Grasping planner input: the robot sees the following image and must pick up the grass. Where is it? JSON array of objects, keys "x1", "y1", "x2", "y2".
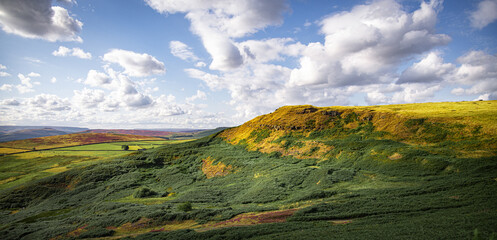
[
  {"x1": 0, "y1": 101, "x2": 495, "y2": 239},
  {"x1": 0, "y1": 140, "x2": 189, "y2": 191}
]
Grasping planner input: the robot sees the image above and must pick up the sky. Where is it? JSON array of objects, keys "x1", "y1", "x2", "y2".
[{"x1": 0, "y1": 0, "x2": 496, "y2": 129}]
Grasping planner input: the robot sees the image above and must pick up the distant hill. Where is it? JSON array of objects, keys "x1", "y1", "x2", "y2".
[
  {"x1": 0, "y1": 126, "x2": 88, "y2": 133},
  {"x1": 0, "y1": 126, "x2": 89, "y2": 142},
  {"x1": 0, "y1": 128, "x2": 70, "y2": 142},
  {"x1": 81, "y1": 129, "x2": 176, "y2": 137}
]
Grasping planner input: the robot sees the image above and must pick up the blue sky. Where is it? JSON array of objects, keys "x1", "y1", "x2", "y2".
[{"x1": 0, "y1": 0, "x2": 496, "y2": 129}]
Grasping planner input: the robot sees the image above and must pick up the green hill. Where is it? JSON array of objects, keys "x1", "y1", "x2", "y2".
[{"x1": 0, "y1": 101, "x2": 496, "y2": 239}]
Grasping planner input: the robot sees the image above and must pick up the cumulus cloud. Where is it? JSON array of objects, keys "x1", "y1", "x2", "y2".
[
  {"x1": 73, "y1": 88, "x2": 105, "y2": 108},
  {"x1": 186, "y1": 90, "x2": 207, "y2": 103},
  {"x1": 0, "y1": 0, "x2": 83, "y2": 42},
  {"x1": 469, "y1": 0, "x2": 497, "y2": 29},
  {"x1": 0, "y1": 84, "x2": 13, "y2": 91},
  {"x1": 0, "y1": 99, "x2": 20, "y2": 106},
  {"x1": 289, "y1": 0, "x2": 450, "y2": 87},
  {"x1": 451, "y1": 51, "x2": 497, "y2": 97},
  {"x1": 237, "y1": 38, "x2": 305, "y2": 63},
  {"x1": 53, "y1": 46, "x2": 92, "y2": 59},
  {"x1": 195, "y1": 62, "x2": 207, "y2": 68},
  {"x1": 51, "y1": 77, "x2": 57, "y2": 83},
  {"x1": 0, "y1": 65, "x2": 8, "y2": 77},
  {"x1": 398, "y1": 52, "x2": 455, "y2": 84},
  {"x1": 84, "y1": 70, "x2": 113, "y2": 87},
  {"x1": 391, "y1": 84, "x2": 441, "y2": 103},
  {"x1": 16, "y1": 73, "x2": 40, "y2": 94},
  {"x1": 170, "y1": 41, "x2": 200, "y2": 62},
  {"x1": 146, "y1": 0, "x2": 288, "y2": 71},
  {"x1": 103, "y1": 49, "x2": 165, "y2": 77},
  {"x1": 27, "y1": 72, "x2": 41, "y2": 78},
  {"x1": 181, "y1": 0, "x2": 455, "y2": 120},
  {"x1": 0, "y1": 72, "x2": 10, "y2": 77},
  {"x1": 27, "y1": 94, "x2": 71, "y2": 111}
]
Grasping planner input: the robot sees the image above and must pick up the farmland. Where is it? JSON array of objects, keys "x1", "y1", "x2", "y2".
[
  {"x1": 0, "y1": 139, "x2": 191, "y2": 191},
  {"x1": 0, "y1": 101, "x2": 496, "y2": 239},
  {"x1": 0, "y1": 133, "x2": 164, "y2": 151}
]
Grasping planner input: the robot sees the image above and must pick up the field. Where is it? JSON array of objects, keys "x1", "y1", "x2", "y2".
[
  {"x1": 0, "y1": 101, "x2": 496, "y2": 239},
  {"x1": 0, "y1": 133, "x2": 163, "y2": 151},
  {"x1": 0, "y1": 140, "x2": 190, "y2": 191}
]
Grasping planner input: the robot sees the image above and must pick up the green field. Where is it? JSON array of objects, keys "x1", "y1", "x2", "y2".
[
  {"x1": 0, "y1": 140, "x2": 190, "y2": 191},
  {"x1": 0, "y1": 101, "x2": 495, "y2": 239}
]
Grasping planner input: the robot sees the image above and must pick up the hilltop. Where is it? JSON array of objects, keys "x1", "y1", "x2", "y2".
[{"x1": 0, "y1": 101, "x2": 495, "y2": 239}]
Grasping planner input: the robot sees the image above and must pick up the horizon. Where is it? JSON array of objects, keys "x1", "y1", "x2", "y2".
[{"x1": 1, "y1": 0, "x2": 496, "y2": 129}]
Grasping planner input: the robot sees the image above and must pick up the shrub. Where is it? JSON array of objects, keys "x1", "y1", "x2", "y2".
[
  {"x1": 133, "y1": 187, "x2": 157, "y2": 198},
  {"x1": 177, "y1": 202, "x2": 193, "y2": 212}
]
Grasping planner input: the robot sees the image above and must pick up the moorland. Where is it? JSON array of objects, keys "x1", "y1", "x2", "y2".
[{"x1": 0, "y1": 101, "x2": 496, "y2": 239}]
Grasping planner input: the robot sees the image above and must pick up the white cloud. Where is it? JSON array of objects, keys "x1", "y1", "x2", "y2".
[
  {"x1": 103, "y1": 49, "x2": 165, "y2": 77},
  {"x1": 16, "y1": 73, "x2": 40, "y2": 94},
  {"x1": 73, "y1": 88, "x2": 106, "y2": 108},
  {"x1": 27, "y1": 94, "x2": 71, "y2": 111},
  {"x1": 0, "y1": 84, "x2": 13, "y2": 91},
  {"x1": 469, "y1": 0, "x2": 497, "y2": 29},
  {"x1": 27, "y1": 72, "x2": 41, "y2": 78},
  {"x1": 52, "y1": 46, "x2": 92, "y2": 59},
  {"x1": 195, "y1": 62, "x2": 207, "y2": 68},
  {"x1": 0, "y1": 64, "x2": 6, "y2": 69},
  {"x1": 0, "y1": 98, "x2": 20, "y2": 106},
  {"x1": 170, "y1": 41, "x2": 200, "y2": 62},
  {"x1": 24, "y1": 57, "x2": 43, "y2": 64},
  {"x1": 0, "y1": 0, "x2": 82, "y2": 42},
  {"x1": 186, "y1": 90, "x2": 207, "y2": 103},
  {"x1": 451, "y1": 51, "x2": 497, "y2": 97},
  {"x1": 289, "y1": 0, "x2": 450, "y2": 88},
  {"x1": 237, "y1": 38, "x2": 304, "y2": 63},
  {"x1": 391, "y1": 84, "x2": 441, "y2": 103},
  {"x1": 84, "y1": 70, "x2": 113, "y2": 87},
  {"x1": 0, "y1": 72, "x2": 10, "y2": 77},
  {"x1": 147, "y1": 0, "x2": 288, "y2": 71},
  {"x1": 398, "y1": 52, "x2": 455, "y2": 84},
  {"x1": 51, "y1": 77, "x2": 57, "y2": 83}
]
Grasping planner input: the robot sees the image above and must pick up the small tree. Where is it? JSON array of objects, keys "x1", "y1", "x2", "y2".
[{"x1": 121, "y1": 145, "x2": 129, "y2": 151}]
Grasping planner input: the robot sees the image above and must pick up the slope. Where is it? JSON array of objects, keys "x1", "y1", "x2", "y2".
[
  {"x1": 0, "y1": 101, "x2": 496, "y2": 239},
  {"x1": 0, "y1": 128, "x2": 70, "y2": 142}
]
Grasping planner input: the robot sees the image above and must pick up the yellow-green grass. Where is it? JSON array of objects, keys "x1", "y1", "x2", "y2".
[
  {"x1": 111, "y1": 194, "x2": 176, "y2": 205},
  {"x1": 0, "y1": 152, "x2": 107, "y2": 190},
  {"x1": 220, "y1": 100, "x2": 497, "y2": 159},
  {"x1": 0, "y1": 148, "x2": 28, "y2": 154},
  {"x1": 0, "y1": 140, "x2": 191, "y2": 190}
]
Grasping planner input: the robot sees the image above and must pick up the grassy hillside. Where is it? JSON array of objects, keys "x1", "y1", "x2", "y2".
[{"x1": 0, "y1": 101, "x2": 495, "y2": 239}]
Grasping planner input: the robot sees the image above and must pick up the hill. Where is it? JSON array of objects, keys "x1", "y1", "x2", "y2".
[
  {"x1": 0, "y1": 126, "x2": 89, "y2": 142},
  {"x1": 0, "y1": 101, "x2": 495, "y2": 239},
  {"x1": 81, "y1": 129, "x2": 176, "y2": 137},
  {"x1": 0, "y1": 133, "x2": 163, "y2": 151},
  {"x1": 0, "y1": 128, "x2": 70, "y2": 142}
]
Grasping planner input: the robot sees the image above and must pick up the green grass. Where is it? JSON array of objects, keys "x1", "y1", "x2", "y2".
[{"x1": 0, "y1": 102, "x2": 496, "y2": 239}]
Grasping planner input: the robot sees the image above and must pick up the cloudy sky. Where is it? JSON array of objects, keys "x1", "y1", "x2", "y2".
[{"x1": 0, "y1": 0, "x2": 496, "y2": 129}]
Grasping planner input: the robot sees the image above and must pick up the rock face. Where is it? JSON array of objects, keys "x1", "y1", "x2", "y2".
[
  {"x1": 321, "y1": 110, "x2": 341, "y2": 117},
  {"x1": 298, "y1": 108, "x2": 318, "y2": 114}
]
